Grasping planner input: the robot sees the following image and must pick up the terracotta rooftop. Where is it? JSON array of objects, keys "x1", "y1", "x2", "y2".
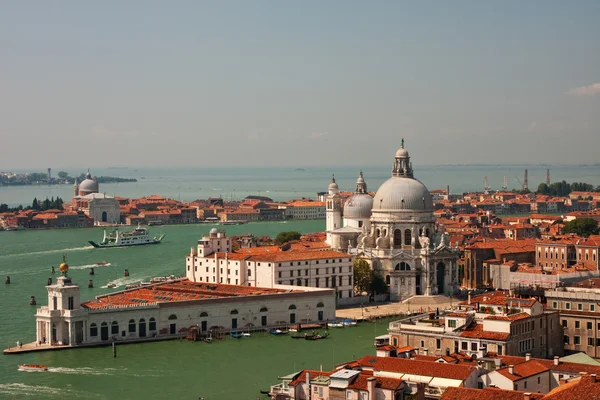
[
  {"x1": 81, "y1": 279, "x2": 295, "y2": 310},
  {"x1": 441, "y1": 387, "x2": 544, "y2": 400},
  {"x1": 289, "y1": 370, "x2": 332, "y2": 386},
  {"x1": 347, "y1": 374, "x2": 403, "y2": 391},
  {"x1": 459, "y1": 324, "x2": 510, "y2": 341},
  {"x1": 544, "y1": 374, "x2": 600, "y2": 400},
  {"x1": 248, "y1": 250, "x2": 351, "y2": 263},
  {"x1": 496, "y1": 360, "x2": 550, "y2": 381},
  {"x1": 485, "y1": 312, "x2": 530, "y2": 321},
  {"x1": 355, "y1": 356, "x2": 475, "y2": 380},
  {"x1": 568, "y1": 278, "x2": 600, "y2": 288}
]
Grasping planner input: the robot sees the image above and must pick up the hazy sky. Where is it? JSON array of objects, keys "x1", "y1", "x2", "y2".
[{"x1": 1, "y1": 1, "x2": 599, "y2": 169}]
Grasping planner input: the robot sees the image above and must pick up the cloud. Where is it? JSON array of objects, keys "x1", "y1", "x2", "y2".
[
  {"x1": 92, "y1": 127, "x2": 142, "y2": 137},
  {"x1": 566, "y1": 82, "x2": 600, "y2": 97},
  {"x1": 246, "y1": 133, "x2": 260, "y2": 140},
  {"x1": 309, "y1": 132, "x2": 328, "y2": 139}
]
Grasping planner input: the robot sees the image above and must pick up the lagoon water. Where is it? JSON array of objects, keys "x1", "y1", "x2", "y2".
[
  {"x1": 2, "y1": 164, "x2": 599, "y2": 207},
  {"x1": 0, "y1": 220, "x2": 393, "y2": 399}
]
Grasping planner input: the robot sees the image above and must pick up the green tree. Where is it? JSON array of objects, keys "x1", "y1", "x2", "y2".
[
  {"x1": 537, "y1": 183, "x2": 550, "y2": 194},
  {"x1": 371, "y1": 271, "x2": 388, "y2": 295},
  {"x1": 353, "y1": 258, "x2": 371, "y2": 295},
  {"x1": 32, "y1": 198, "x2": 39, "y2": 210},
  {"x1": 274, "y1": 231, "x2": 302, "y2": 245},
  {"x1": 57, "y1": 171, "x2": 69, "y2": 179},
  {"x1": 563, "y1": 218, "x2": 600, "y2": 238}
]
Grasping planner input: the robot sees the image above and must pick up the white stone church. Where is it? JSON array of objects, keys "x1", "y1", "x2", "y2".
[{"x1": 325, "y1": 141, "x2": 459, "y2": 300}]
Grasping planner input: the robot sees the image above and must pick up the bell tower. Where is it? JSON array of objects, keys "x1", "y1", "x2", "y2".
[{"x1": 325, "y1": 175, "x2": 342, "y2": 245}]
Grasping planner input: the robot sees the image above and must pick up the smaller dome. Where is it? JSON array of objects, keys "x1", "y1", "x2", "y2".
[
  {"x1": 59, "y1": 263, "x2": 69, "y2": 274},
  {"x1": 209, "y1": 228, "x2": 218, "y2": 235},
  {"x1": 395, "y1": 147, "x2": 409, "y2": 158},
  {"x1": 328, "y1": 175, "x2": 339, "y2": 194},
  {"x1": 344, "y1": 194, "x2": 373, "y2": 219}
]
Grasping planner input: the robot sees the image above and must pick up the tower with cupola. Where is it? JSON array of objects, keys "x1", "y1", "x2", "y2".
[{"x1": 325, "y1": 175, "x2": 342, "y2": 246}]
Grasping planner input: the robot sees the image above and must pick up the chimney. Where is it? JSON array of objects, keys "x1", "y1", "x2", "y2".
[
  {"x1": 523, "y1": 393, "x2": 532, "y2": 400},
  {"x1": 423, "y1": 348, "x2": 428, "y2": 356},
  {"x1": 508, "y1": 365, "x2": 515, "y2": 375},
  {"x1": 468, "y1": 294, "x2": 471, "y2": 305},
  {"x1": 554, "y1": 356, "x2": 560, "y2": 366},
  {"x1": 526, "y1": 353, "x2": 531, "y2": 361},
  {"x1": 306, "y1": 371, "x2": 310, "y2": 389},
  {"x1": 367, "y1": 377, "x2": 376, "y2": 399}
]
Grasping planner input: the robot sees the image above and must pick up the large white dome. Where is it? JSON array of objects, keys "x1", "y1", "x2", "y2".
[
  {"x1": 79, "y1": 178, "x2": 98, "y2": 193},
  {"x1": 372, "y1": 177, "x2": 433, "y2": 212},
  {"x1": 344, "y1": 194, "x2": 373, "y2": 219}
]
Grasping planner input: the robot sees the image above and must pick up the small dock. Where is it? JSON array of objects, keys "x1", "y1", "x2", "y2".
[{"x1": 335, "y1": 296, "x2": 454, "y2": 322}]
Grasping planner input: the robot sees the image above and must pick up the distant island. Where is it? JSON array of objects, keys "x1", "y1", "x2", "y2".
[{"x1": 0, "y1": 170, "x2": 137, "y2": 186}]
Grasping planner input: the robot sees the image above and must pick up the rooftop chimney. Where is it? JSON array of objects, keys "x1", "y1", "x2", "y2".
[
  {"x1": 306, "y1": 371, "x2": 310, "y2": 388},
  {"x1": 367, "y1": 377, "x2": 376, "y2": 399},
  {"x1": 554, "y1": 356, "x2": 560, "y2": 366},
  {"x1": 423, "y1": 348, "x2": 428, "y2": 356},
  {"x1": 523, "y1": 393, "x2": 532, "y2": 400},
  {"x1": 526, "y1": 353, "x2": 531, "y2": 361},
  {"x1": 508, "y1": 365, "x2": 515, "y2": 375}
]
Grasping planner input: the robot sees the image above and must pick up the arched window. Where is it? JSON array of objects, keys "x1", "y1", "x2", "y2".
[
  {"x1": 394, "y1": 262, "x2": 411, "y2": 271},
  {"x1": 90, "y1": 323, "x2": 98, "y2": 337},
  {"x1": 382, "y1": 229, "x2": 387, "y2": 237},
  {"x1": 260, "y1": 307, "x2": 268, "y2": 312},
  {"x1": 404, "y1": 229, "x2": 411, "y2": 246},
  {"x1": 168, "y1": 314, "x2": 177, "y2": 320},
  {"x1": 317, "y1": 302, "x2": 324, "y2": 308},
  {"x1": 149, "y1": 317, "x2": 156, "y2": 331},
  {"x1": 111, "y1": 321, "x2": 119, "y2": 335},
  {"x1": 230, "y1": 309, "x2": 239, "y2": 315},
  {"x1": 200, "y1": 312, "x2": 209, "y2": 317},
  {"x1": 128, "y1": 319, "x2": 136, "y2": 333},
  {"x1": 288, "y1": 304, "x2": 297, "y2": 310},
  {"x1": 385, "y1": 275, "x2": 390, "y2": 285},
  {"x1": 394, "y1": 230, "x2": 401, "y2": 247},
  {"x1": 376, "y1": 229, "x2": 381, "y2": 237}
]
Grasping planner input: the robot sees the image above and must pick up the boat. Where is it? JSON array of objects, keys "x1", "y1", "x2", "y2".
[
  {"x1": 150, "y1": 275, "x2": 177, "y2": 284},
  {"x1": 4, "y1": 226, "x2": 24, "y2": 231},
  {"x1": 268, "y1": 329, "x2": 288, "y2": 335},
  {"x1": 241, "y1": 332, "x2": 251, "y2": 337},
  {"x1": 288, "y1": 328, "x2": 298, "y2": 333},
  {"x1": 105, "y1": 282, "x2": 117, "y2": 288},
  {"x1": 342, "y1": 319, "x2": 357, "y2": 327},
  {"x1": 305, "y1": 331, "x2": 329, "y2": 341},
  {"x1": 219, "y1": 220, "x2": 247, "y2": 226},
  {"x1": 290, "y1": 332, "x2": 306, "y2": 339},
  {"x1": 147, "y1": 221, "x2": 163, "y2": 226},
  {"x1": 260, "y1": 390, "x2": 271, "y2": 395},
  {"x1": 89, "y1": 224, "x2": 165, "y2": 248},
  {"x1": 327, "y1": 321, "x2": 343, "y2": 328},
  {"x1": 18, "y1": 364, "x2": 48, "y2": 372},
  {"x1": 125, "y1": 282, "x2": 151, "y2": 290},
  {"x1": 230, "y1": 332, "x2": 243, "y2": 339}
]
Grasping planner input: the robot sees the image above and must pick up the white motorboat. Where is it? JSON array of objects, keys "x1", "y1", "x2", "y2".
[
  {"x1": 89, "y1": 224, "x2": 165, "y2": 248},
  {"x1": 327, "y1": 321, "x2": 344, "y2": 328}
]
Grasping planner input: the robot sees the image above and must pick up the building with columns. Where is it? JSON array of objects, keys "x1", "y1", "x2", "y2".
[
  {"x1": 326, "y1": 141, "x2": 460, "y2": 300},
  {"x1": 71, "y1": 169, "x2": 120, "y2": 224}
]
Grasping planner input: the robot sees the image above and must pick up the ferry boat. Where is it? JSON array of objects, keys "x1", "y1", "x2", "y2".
[
  {"x1": 18, "y1": 364, "x2": 48, "y2": 372},
  {"x1": 89, "y1": 225, "x2": 165, "y2": 248}
]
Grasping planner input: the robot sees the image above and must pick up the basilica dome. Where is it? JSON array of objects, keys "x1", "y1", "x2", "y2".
[
  {"x1": 78, "y1": 170, "x2": 99, "y2": 194},
  {"x1": 372, "y1": 177, "x2": 433, "y2": 212},
  {"x1": 372, "y1": 141, "x2": 433, "y2": 212},
  {"x1": 344, "y1": 194, "x2": 373, "y2": 219}
]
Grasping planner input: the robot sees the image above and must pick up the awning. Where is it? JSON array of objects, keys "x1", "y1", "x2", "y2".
[{"x1": 429, "y1": 377, "x2": 463, "y2": 388}]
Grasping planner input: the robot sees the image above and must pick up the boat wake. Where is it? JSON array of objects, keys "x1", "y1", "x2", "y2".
[
  {"x1": 101, "y1": 275, "x2": 151, "y2": 289},
  {"x1": 47, "y1": 366, "x2": 123, "y2": 376},
  {"x1": 69, "y1": 263, "x2": 113, "y2": 270},
  {"x1": 1, "y1": 246, "x2": 94, "y2": 258},
  {"x1": 0, "y1": 383, "x2": 98, "y2": 397}
]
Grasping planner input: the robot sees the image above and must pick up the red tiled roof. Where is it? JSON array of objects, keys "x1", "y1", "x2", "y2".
[
  {"x1": 460, "y1": 324, "x2": 510, "y2": 341},
  {"x1": 441, "y1": 387, "x2": 544, "y2": 400},
  {"x1": 485, "y1": 312, "x2": 530, "y2": 321},
  {"x1": 289, "y1": 370, "x2": 332, "y2": 386},
  {"x1": 355, "y1": 356, "x2": 475, "y2": 380},
  {"x1": 248, "y1": 250, "x2": 351, "y2": 263},
  {"x1": 81, "y1": 279, "x2": 294, "y2": 310},
  {"x1": 347, "y1": 374, "x2": 403, "y2": 391},
  {"x1": 544, "y1": 374, "x2": 600, "y2": 400},
  {"x1": 495, "y1": 360, "x2": 550, "y2": 381}
]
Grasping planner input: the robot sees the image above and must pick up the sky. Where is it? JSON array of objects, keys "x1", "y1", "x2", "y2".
[{"x1": 1, "y1": 1, "x2": 599, "y2": 169}]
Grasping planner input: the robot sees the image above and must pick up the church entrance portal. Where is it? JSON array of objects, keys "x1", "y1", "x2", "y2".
[
  {"x1": 436, "y1": 262, "x2": 446, "y2": 294},
  {"x1": 101, "y1": 211, "x2": 108, "y2": 222},
  {"x1": 415, "y1": 274, "x2": 422, "y2": 295}
]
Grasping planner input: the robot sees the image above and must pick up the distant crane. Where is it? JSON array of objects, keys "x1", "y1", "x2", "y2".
[
  {"x1": 502, "y1": 176, "x2": 508, "y2": 190},
  {"x1": 546, "y1": 168, "x2": 551, "y2": 185},
  {"x1": 483, "y1": 176, "x2": 491, "y2": 194},
  {"x1": 523, "y1": 169, "x2": 529, "y2": 191}
]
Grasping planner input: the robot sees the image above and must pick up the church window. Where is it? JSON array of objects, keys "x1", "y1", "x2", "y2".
[
  {"x1": 404, "y1": 229, "x2": 411, "y2": 245},
  {"x1": 394, "y1": 230, "x2": 402, "y2": 247},
  {"x1": 385, "y1": 275, "x2": 390, "y2": 285}
]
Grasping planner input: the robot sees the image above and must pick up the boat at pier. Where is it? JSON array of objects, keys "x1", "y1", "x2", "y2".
[
  {"x1": 18, "y1": 364, "x2": 48, "y2": 372},
  {"x1": 268, "y1": 328, "x2": 288, "y2": 335},
  {"x1": 89, "y1": 225, "x2": 165, "y2": 248},
  {"x1": 327, "y1": 321, "x2": 343, "y2": 328},
  {"x1": 305, "y1": 331, "x2": 329, "y2": 340}
]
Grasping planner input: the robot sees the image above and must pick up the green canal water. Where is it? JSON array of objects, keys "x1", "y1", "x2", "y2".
[{"x1": 0, "y1": 221, "x2": 390, "y2": 399}]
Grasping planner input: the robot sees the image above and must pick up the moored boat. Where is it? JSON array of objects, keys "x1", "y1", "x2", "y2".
[
  {"x1": 268, "y1": 328, "x2": 288, "y2": 335},
  {"x1": 290, "y1": 332, "x2": 305, "y2": 339},
  {"x1": 327, "y1": 321, "x2": 343, "y2": 328},
  {"x1": 342, "y1": 319, "x2": 357, "y2": 327},
  {"x1": 18, "y1": 364, "x2": 48, "y2": 372},
  {"x1": 305, "y1": 331, "x2": 329, "y2": 340}
]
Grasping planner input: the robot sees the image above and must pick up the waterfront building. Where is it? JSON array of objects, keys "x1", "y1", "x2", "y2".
[
  {"x1": 71, "y1": 169, "x2": 120, "y2": 224},
  {"x1": 326, "y1": 141, "x2": 460, "y2": 299},
  {"x1": 185, "y1": 229, "x2": 355, "y2": 302},
  {"x1": 387, "y1": 291, "x2": 562, "y2": 359},
  {"x1": 546, "y1": 278, "x2": 600, "y2": 358},
  {"x1": 279, "y1": 201, "x2": 326, "y2": 220},
  {"x1": 34, "y1": 263, "x2": 334, "y2": 348}
]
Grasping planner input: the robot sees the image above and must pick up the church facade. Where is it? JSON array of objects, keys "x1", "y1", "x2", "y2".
[
  {"x1": 325, "y1": 142, "x2": 460, "y2": 300},
  {"x1": 72, "y1": 170, "x2": 120, "y2": 224}
]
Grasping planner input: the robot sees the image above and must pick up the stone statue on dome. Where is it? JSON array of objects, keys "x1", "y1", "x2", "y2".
[{"x1": 418, "y1": 230, "x2": 430, "y2": 249}]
